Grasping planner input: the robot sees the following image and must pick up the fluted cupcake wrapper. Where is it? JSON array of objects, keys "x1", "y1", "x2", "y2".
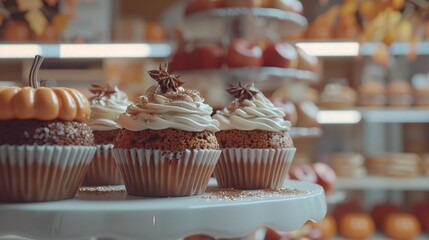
[
  {"x1": 112, "y1": 148, "x2": 221, "y2": 197},
  {"x1": 0, "y1": 145, "x2": 96, "y2": 203},
  {"x1": 83, "y1": 144, "x2": 123, "y2": 186},
  {"x1": 214, "y1": 148, "x2": 296, "y2": 190}
]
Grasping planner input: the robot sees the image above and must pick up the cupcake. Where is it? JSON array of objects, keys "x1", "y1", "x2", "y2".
[
  {"x1": 83, "y1": 84, "x2": 130, "y2": 186},
  {"x1": 113, "y1": 64, "x2": 221, "y2": 197},
  {"x1": 387, "y1": 80, "x2": 414, "y2": 107},
  {"x1": 213, "y1": 83, "x2": 295, "y2": 189},
  {"x1": 358, "y1": 80, "x2": 387, "y2": 107},
  {"x1": 0, "y1": 55, "x2": 96, "y2": 203}
]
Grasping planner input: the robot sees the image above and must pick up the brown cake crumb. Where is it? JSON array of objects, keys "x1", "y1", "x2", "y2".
[
  {"x1": 93, "y1": 129, "x2": 120, "y2": 145},
  {"x1": 114, "y1": 129, "x2": 219, "y2": 151},
  {"x1": 216, "y1": 130, "x2": 293, "y2": 149},
  {"x1": 0, "y1": 119, "x2": 94, "y2": 146}
]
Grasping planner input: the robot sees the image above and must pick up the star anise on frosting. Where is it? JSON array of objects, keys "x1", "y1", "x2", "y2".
[
  {"x1": 227, "y1": 82, "x2": 259, "y2": 101},
  {"x1": 90, "y1": 84, "x2": 116, "y2": 97},
  {"x1": 148, "y1": 64, "x2": 184, "y2": 93}
]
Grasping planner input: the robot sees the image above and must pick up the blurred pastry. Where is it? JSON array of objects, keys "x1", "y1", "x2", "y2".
[
  {"x1": 359, "y1": 80, "x2": 387, "y2": 107},
  {"x1": 295, "y1": 100, "x2": 320, "y2": 128},
  {"x1": 272, "y1": 85, "x2": 317, "y2": 103},
  {"x1": 271, "y1": 96, "x2": 298, "y2": 126},
  {"x1": 296, "y1": 46, "x2": 320, "y2": 73},
  {"x1": 415, "y1": 87, "x2": 429, "y2": 107},
  {"x1": 319, "y1": 83, "x2": 357, "y2": 109},
  {"x1": 420, "y1": 154, "x2": 429, "y2": 176},
  {"x1": 366, "y1": 153, "x2": 420, "y2": 178},
  {"x1": 387, "y1": 80, "x2": 414, "y2": 107},
  {"x1": 306, "y1": 87, "x2": 320, "y2": 103},
  {"x1": 331, "y1": 152, "x2": 367, "y2": 178}
]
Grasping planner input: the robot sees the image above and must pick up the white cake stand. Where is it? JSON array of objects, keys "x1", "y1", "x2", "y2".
[{"x1": 0, "y1": 180, "x2": 326, "y2": 240}]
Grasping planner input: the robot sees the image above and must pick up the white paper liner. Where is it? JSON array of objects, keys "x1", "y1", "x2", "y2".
[
  {"x1": 83, "y1": 144, "x2": 123, "y2": 186},
  {"x1": 0, "y1": 145, "x2": 96, "y2": 203},
  {"x1": 214, "y1": 148, "x2": 296, "y2": 189},
  {"x1": 112, "y1": 148, "x2": 221, "y2": 197}
]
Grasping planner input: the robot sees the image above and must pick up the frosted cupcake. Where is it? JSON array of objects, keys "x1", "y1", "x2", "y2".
[
  {"x1": 213, "y1": 83, "x2": 295, "y2": 189},
  {"x1": 0, "y1": 55, "x2": 96, "y2": 202},
  {"x1": 113, "y1": 64, "x2": 221, "y2": 197},
  {"x1": 83, "y1": 84, "x2": 130, "y2": 186}
]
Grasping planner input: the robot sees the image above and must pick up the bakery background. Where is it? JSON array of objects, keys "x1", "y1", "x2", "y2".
[{"x1": 1, "y1": 0, "x2": 429, "y2": 239}]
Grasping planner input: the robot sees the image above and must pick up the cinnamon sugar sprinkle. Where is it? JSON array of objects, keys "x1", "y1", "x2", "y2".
[
  {"x1": 77, "y1": 186, "x2": 126, "y2": 196},
  {"x1": 203, "y1": 188, "x2": 309, "y2": 201}
]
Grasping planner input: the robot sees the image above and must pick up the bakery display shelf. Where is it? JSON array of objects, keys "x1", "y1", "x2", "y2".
[
  {"x1": 290, "y1": 127, "x2": 323, "y2": 139},
  {"x1": 296, "y1": 41, "x2": 429, "y2": 57},
  {"x1": 334, "y1": 233, "x2": 429, "y2": 240},
  {"x1": 335, "y1": 176, "x2": 429, "y2": 191},
  {"x1": 0, "y1": 180, "x2": 326, "y2": 240},
  {"x1": 181, "y1": 67, "x2": 319, "y2": 90},
  {"x1": 318, "y1": 108, "x2": 429, "y2": 124},
  {"x1": 325, "y1": 191, "x2": 347, "y2": 205},
  {"x1": 185, "y1": 7, "x2": 307, "y2": 37},
  {"x1": 0, "y1": 42, "x2": 173, "y2": 59}
]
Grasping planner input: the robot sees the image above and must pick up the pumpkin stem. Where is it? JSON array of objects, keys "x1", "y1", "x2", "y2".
[{"x1": 29, "y1": 55, "x2": 44, "y2": 88}]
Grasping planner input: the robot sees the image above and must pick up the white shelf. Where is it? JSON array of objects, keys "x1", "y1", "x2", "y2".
[
  {"x1": 0, "y1": 43, "x2": 173, "y2": 59},
  {"x1": 336, "y1": 176, "x2": 429, "y2": 191},
  {"x1": 0, "y1": 180, "x2": 327, "y2": 240},
  {"x1": 359, "y1": 108, "x2": 429, "y2": 123},
  {"x1": 318, "y1": 108, "x2": 429, "y2": 124},
  {"x1": 325, "y1": 191, "x2": 347, "y2": 205},
  {"x1": 290, "y1": 127, "x2": 323, "y2": 138},
  {"x1": 297, "y1": 41, "x2": 429, "y2": 57}
]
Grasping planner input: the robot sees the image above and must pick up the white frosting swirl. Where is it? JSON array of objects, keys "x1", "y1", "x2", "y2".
[
  {"x1": 88, "y1": 87, "x2": 130, "y2": 131},
  {"x1": 116, "y1": 85, "x2": 219, "y2": 132},
  {"x1": 213, "y1": 92, "x2": 291, "y2": 131}
]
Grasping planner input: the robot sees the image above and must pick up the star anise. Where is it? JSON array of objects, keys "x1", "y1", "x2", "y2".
[
  {"x1": 90, "y1": 84, "x2": 116, "y2": 97},
  {"x1": 148, "y1": 64, "x2": 184, "y2": 93},
  {"x1": 227, "y1": 82, "x2": 259, "y2": 101}
]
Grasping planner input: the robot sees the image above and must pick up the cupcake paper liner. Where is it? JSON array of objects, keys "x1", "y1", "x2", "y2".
[
  {"x1": 112, "y1": 148, "x2": 221, "y2": 197},
  {"x1": 214, "y1": 148, "x2": 296, "y2": 190},
  {"x1": 83, "y1": 144, "x2": 123, "y2": 186},
  {"x1": 0, "y1": 145, "x2": 96, "y2": 203}
]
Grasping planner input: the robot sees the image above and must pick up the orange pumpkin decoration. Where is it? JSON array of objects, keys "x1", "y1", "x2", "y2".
[
  {"x1": 312, "y1": 214, "x2": 337, "y2": 239},
  {"x1": 0, "y1": 56, "x2": 90, "y2": 122},
  {"x1": 339, "y1": 213, "x2": 375, "y2": 239},
  {"x1": 371, "y1": 203, "x2": 401, "y2": 229},
  {"x1": 333, "y1": 202, "x2": 362, "y2": 222},
  {"x1": 383, "y1": 213, "x2": 421, "y2": 240}
]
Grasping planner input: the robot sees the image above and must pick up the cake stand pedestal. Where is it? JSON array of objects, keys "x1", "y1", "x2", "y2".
[{"x1": 0, "y1": 180, "x2": 326, "y2": 240}]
